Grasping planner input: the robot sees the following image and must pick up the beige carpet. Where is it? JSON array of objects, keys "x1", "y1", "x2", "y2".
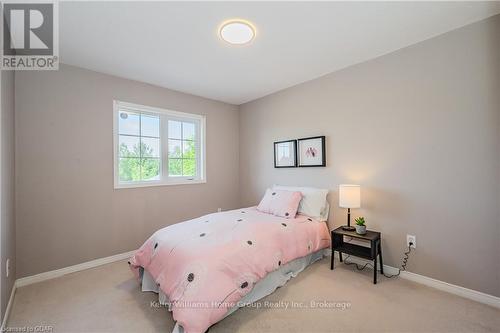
[{"x1": 7, "y1": 258, "x2": 500, "y2": 333}]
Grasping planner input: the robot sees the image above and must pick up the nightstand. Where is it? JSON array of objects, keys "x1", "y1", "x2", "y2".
[{"x1": 330, "y1": 226, "x2": 383, "y2": 284}]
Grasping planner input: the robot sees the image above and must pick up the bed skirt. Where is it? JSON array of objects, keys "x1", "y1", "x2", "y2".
[{"x1": 138, "y1": 248, "x2": 328, "y2": 333}]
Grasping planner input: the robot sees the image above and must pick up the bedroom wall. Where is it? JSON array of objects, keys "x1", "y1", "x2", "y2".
[
  {"x1": 1, "y1": 70, "x2": 16, "y2": 318},
  {"x1": 239, "y1": 15, "x2": 500, "y2": 296},
  {"x1": 15, "y1": 64, "x2": 240, "y2": 278}
]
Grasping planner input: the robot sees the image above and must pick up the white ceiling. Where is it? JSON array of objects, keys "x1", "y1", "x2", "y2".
[{"x1": 60, "y1": 2, "x2": 500, "y2": 105}]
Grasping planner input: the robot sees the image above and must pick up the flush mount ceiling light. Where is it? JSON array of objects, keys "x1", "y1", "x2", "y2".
[{"x1": 219, "y1": 20, "x2": 256, "y2": 45}]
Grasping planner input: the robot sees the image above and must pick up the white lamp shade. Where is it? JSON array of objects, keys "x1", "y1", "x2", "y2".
[{"x1": 339, "y1": 184, "x2": 361, "y2": 208}]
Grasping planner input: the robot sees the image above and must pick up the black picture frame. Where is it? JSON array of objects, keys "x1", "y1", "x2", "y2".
[
  {"x1": 274, "y1": 139, "x2": 297, "y2": 168},
  {"x1": 297, "y1": 136, "x2": 326, "y2": 167}
]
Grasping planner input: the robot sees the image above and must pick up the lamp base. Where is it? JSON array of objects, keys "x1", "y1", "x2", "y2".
[{"x1": 342, "y1": 225, "x2": 356, "y2": 231}]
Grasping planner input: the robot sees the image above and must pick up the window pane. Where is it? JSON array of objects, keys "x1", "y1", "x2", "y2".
[
  {"x1": 119, "y1": 111, "x2": 140, "y2": 136},
  {"x1": 168, "y1": 120, "x2": 181, "y2": 139},
  {"x1": 141, "y1": 137, "x2": 160, "y2": 158},
  {"x1": 119, "y1": 135, "x2": 140, "y2": 158},
  {"x1": 182, "y1": 140, "x2": 196, "y2": 158},
  {"x1": 141, "y1": 158, "x2": 160, "y2": 181},
  {"x1": 168, "y1": 139, "x2": 182, "y2": 158},
  {"x1": 141, "y1": 114, "x2": 160, "y2": 138},
  {"x1": 119, "y1": 158, "x2": 141, "y2": 181},
  {"x1": 183, "y1": 159, "x2": 196, "y2": 177},
  {"x1": 182, "y1": 122, "x2": 195, "y2": 141},
  {"x1": 116, "y1": 103, "x2": 205, "y2": 186},
  {"x1": 168, "y1": 158, "x2": 182, "y2": 176}
]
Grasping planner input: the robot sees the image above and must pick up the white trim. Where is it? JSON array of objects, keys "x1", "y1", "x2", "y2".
[
  {"x1": 399, "y1": 270, "x2": 500, "y2": 309},
  {"x1": 116, "y1": 101, "x2": 203, "y2": 121},
  {"x1": 1, "y1": 282, "x2": 16, "y2": 331},
  {"x1": 113, "y1": 100, "x2": 119, "y2": 188},
  {"x1": 1, "y1": 250, "x2": 136, "y2": 329},
  {"x1": 115, "y1": 179, "x2": 207, "y2": 189},
  {"x1": 113, "y1": 100, "x2": 206, "y2": 189},
  {"x1": 332, "y1": 252, "x2": 400, "y2": 276},
  {"x1": 16, "y1": 250, "x2": 136, "y2": 287},
  {"x1": 329, "y1": 252, "x2": 500, "y2": 308},
  {"x1": 1, "y1": 248, "x2": 497, "y2": 331}
]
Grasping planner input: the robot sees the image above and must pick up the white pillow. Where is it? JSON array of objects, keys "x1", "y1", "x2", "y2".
[
  {"x1": 272, "y1": 185, "x2": 329, "y2": 220},
  {"x1": 321, "y1": 202, "x2": 330, "y2": 222}
]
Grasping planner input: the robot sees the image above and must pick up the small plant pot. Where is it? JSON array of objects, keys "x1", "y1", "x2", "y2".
[{"x1": 356, "y1": 225, "x2": 366, "y2": 235}]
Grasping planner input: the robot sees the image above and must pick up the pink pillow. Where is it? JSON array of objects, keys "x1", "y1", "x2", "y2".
[{"x1": 257, "y1": 189, "x2": 303, "y2": 218}]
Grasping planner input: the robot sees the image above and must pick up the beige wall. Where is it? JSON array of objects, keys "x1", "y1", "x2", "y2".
[
  {"x1": 239, "y1": 16, "x2": 500, "y2": 296},
  {"x1": 1, "y1": 70, "x2": 16, "y2": 317},
  {"x1": 15, "y1": 64, "x2": 240, "y2": 278},
  {"x1": 11, "y1": 15, "x2": 500, "y2": 298}
]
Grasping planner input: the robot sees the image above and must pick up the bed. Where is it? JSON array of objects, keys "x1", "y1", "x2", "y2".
[{"x1": 129, "y1": 187, "x2": 331, "y2": 333}]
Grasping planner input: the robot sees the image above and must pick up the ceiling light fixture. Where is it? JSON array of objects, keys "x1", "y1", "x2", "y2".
[{"x1": 219, "y1": 19, "x2": 256, "y2": 45}]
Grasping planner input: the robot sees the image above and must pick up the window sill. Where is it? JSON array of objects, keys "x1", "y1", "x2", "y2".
[{"x1": 114, "y1": 179, "x2": 206, "y2": 189}]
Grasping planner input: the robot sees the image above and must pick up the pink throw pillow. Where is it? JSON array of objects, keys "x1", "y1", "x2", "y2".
[{"x1": 257, "y1": 189, "x2": 302, "y2": 218}]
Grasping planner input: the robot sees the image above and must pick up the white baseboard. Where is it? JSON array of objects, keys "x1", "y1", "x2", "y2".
[
  {"x1": 329, "y1": 252, "x2": 500, "y2": 309},
  {"x1": 1, "y1": 250, "x2": 136, "y2": 329},
  {"x1": 332, "y1": 252, "x2": 401, "y2": 276},
  {"x1": 399, "y1": 270, "x2": 500, "y2": 309},
  {"x1": 1, "y1": 281, "x2": 17, "y2": 331},
  {"x1": 15, "y1": 250, "x2": 136, "y2": 288},
  {"x1": 2, "y1": 248, "x2": 499, "y2": 330}
]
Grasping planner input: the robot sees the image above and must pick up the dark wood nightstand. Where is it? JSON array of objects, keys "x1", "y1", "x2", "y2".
[{"x1": 330, "y1": 227, "x2": 383, "y2": 284}]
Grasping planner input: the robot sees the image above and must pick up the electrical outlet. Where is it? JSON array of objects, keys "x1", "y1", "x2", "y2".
[
  {"x1": 217, "y1": 208, "x2": 222, "y2": 212},
  {"x1": 407, "y1": 235, "x2": 416, "y2": 248},
  {"x1": 6, "y1": 259, "x2": 10, "y2": 278}
]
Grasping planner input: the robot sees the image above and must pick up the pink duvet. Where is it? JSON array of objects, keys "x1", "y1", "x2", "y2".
[{"x1": 129, "y1": 207, "x2": 330, "y2": 333}]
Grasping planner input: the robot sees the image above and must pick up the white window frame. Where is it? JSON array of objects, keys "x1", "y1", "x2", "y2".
[{"x1": 113, "y1": 100, "x2": 206, "y2": 189}]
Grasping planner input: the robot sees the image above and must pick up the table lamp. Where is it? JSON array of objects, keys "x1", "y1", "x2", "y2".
[{"x1": 339, "y1": 184, "x2": 360, "y2": 231}]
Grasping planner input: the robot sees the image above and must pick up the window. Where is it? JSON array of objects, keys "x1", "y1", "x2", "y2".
[{"x1": 113, "y1": 101, "x2": 205, "y2": 188}]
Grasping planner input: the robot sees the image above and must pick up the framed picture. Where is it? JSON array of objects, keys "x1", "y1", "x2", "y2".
[
  {"x1": 297, "y1": 136, "x2": 326, "y2": 167},
  {"x1": 274, "y1": 140, "x2": 297, "y2": 168}
]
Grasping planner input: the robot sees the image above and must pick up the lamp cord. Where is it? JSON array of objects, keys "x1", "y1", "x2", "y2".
[{"x1": 342, "y1": 239, "x2": 413, "y2": 278}]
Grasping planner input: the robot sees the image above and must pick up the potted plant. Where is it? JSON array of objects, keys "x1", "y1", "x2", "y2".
[{"x1": 355, "y1": 217, "x2": 366, "y2": 235}]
